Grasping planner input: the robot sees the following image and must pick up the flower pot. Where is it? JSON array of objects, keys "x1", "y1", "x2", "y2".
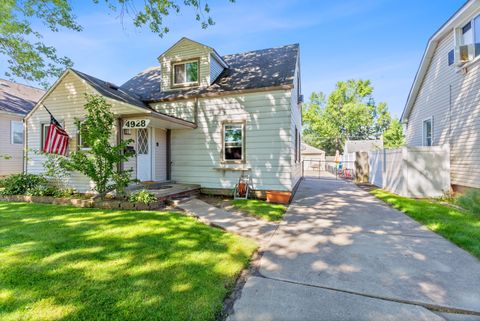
[{"x1": 266, "y1": 191, "x2": 291, "y2": 204}]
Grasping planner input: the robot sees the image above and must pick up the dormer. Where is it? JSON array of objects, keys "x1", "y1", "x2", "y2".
[{"x1": 158, "y1": 37, "x2": 228, "y2": 91}]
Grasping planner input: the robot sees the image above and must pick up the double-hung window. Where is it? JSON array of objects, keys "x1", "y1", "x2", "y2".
[
  {"x1": 41, "y1": 121, "x2": 64, "y2": 151},
  {"x1": 423, "y1": 117, "x2": 433, "y2": 146},
  {"x1": 223, "y1": 122, "x2": 244, "y2": 162},
  {"x1": 173, "y1": 60, "x2": 199, "y2": 86},
  {"x1": 456, "y1": 15, "x2": 480, "y2": 64},
  {"x1": 11, "y1": 121, "x2": 23, "y2": 145}
]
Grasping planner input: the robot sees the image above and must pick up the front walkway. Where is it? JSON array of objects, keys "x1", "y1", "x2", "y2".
[{"x1": 227, "y1": 178, "x2": 480, "y2": 321}]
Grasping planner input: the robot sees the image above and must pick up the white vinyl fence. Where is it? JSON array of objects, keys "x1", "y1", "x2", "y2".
[{"x1": 369, "y1": 145, "x2": 450, "y2": 198}]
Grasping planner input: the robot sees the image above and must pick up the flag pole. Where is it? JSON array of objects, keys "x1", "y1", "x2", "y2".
[{"x1": 42, "y1": 104, "x2": 62, "y2": 128}]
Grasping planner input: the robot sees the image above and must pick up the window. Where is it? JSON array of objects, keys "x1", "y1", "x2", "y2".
[
  {"x1": 423, "y1": 117, "x2": 433, "y2": 146},
  {"x1": 456, "y1": 15, "x2": 480, "y2": 64},
  {"x1": 173, "y1": 60, "x2": 199, "y2": 86},
  {"x1": 11, "y1": 121, "x2": 23, "y2": 145},
  {"x1": 295, "y1": 127, "x2": 299, "y2": 163},
  {"x1": 223, "y1": 122, "x2": 244, "y2": 162},
  {"x1": 41, "y1": 121, "x2": 64, "y2": 151}
]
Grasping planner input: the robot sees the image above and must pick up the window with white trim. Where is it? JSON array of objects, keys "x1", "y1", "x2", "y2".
[
  {"x1": 173, "y1": 60, "x2": 199, "y2": 86},
  {"x1": 11, "y1": 121, "x2": 23, "y2": 145},
  {"x1": 223, "y1": 122, "x2": 244, "y2": 161},
  {"x1": 41, "y1": 121, "x2": 65, "y2": 151},
  {"x1": 455, "y1": 14, "x2": 480, "y2": 64},
  {"x1": 423, "y1": 118, "x2": 433, "y2": 146}
]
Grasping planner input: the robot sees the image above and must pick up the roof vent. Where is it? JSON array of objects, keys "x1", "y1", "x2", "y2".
[{"x1": 105, "y1": 82, "x2": 119, "y2": 90}]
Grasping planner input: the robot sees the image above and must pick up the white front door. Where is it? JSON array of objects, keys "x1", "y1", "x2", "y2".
[{"x1": 137, "y1": 128, "x2": 152, "y2": 181}]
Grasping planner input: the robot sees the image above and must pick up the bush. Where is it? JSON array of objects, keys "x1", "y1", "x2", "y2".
[
  {"x1": 129, "y1": 190, "x2": 157, "y2": 205},
  {"x1": 457, "y1": 189, "x2": 480, "y2": 215},
  {"x1": 1, "y1": 174, "x2": 48, "y2": 195},
  {"x1": 26, "y1": 185, "x2": 59, "y2": 197}
]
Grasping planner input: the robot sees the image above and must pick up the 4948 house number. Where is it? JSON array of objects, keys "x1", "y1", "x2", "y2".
[{"x1": 123, "y1": 119, "x2": 150, "y2": 129}]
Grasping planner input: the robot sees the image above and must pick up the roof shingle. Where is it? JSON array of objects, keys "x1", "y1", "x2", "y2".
[{"x1": 0, "y1": 79, "x2": 44, "y2": 115}]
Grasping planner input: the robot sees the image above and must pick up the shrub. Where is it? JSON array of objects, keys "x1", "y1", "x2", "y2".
[
  {"x1": 54, "y1": 188, "x2": 77, "y2": 198},
  {"x1": 129, "y1": 190, "x2": 157, "y2": 205},
  {"x1": 26, "y1": 185, "x2": 59, "y2": 197},
  {"x1": 1, "y1": 174, "x2": 48, "y2": 195},
  {"x1": 457, "y1": 189, "x2": 480, "y2": 215}
]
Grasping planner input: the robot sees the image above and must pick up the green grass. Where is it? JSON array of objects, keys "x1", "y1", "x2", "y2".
[
  {"x1": 231, "y1": 199, "x2": 287, "y2": 221},
  {"x1": 0, "y1": 202, "x2": 257, "y2": 321},
  {"x1": 371, "y1": 189, "x2": 480, "y2": 259}
]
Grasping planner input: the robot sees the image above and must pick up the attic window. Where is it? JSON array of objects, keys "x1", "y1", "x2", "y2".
[
  {"x1": 455, "y1": 15, "x2": 480, "y2": 64},
  {"x1": 173, "y1": 60, "x2": 199, "y2": 86}
]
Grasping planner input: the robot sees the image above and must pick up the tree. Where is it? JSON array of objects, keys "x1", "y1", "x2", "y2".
[
  {"x1": 59, "y1": 94, "x2": 133, "y2": 197},
  {"x1": 302, "y1": 79, "x2": 392, "y2": 155},
  {"x1": 383, "y1": 118, "x2": 405, "y2": 148},
  {"x1": 1, "y1": 0, "x2": 233, "y2": 87}
]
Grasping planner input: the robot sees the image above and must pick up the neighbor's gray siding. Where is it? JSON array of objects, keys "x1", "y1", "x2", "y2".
[
  {"x1": 210, "y1": 54, "x2": 224, "y2": 83},
  {"x1": 170, "y1": 90, "x2": 294, "y2": 191},
  {"x1": 290, "y1": 56, "x2": 302, "y2": 188},
  {"x1": 0, "y1": 112, "x2": 24, "y2": 176},
  {"x1": 405, "y1": 30, "x2": 480, "y2": 188}
]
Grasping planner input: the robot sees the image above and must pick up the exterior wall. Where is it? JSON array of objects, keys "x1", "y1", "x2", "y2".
[
  {"x1": 159, "y1": 39, "x2": 212, "y2": 91},
  {"x1": 210, "y1": 54, "x2": 224, "y2": 83},
  {"x1": 369, "y1": 146, "x2": 450, "y2": 198},
  {"x1": 290, "y1": 57, "x2": 302, "y2": 188},
  {"x1": 25, "y1": 72, "x2": 136, "y2": 192},
  {"x1": 154, "y1": 128, "x2": 167, "y2": 181},
  {"x1": 405, "y1": 30, "x2": 480, "y2": 188},
  {"x1": 123, "y1": 128, "x2": 137, "y2": 179},
  {"x1": 150, "y1": 99, "x2": 196, "y2": 123},
  {"x1": 0, "y1": 112, "x2": 24, "y2": 176},
  {"x1": 170, "y1": 90, "x2": 294, "y2": 191}
]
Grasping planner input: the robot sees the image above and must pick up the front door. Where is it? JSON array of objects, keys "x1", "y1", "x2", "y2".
[{"x1": 137, "y1": 128, "x2": 152, "y2": 181}]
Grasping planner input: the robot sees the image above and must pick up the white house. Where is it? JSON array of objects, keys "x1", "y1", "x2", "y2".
[
  {"x1": 402, "y1": 0, "x2": 480, "y2": 191},
  {"x1": 0, "y1": 79, "x2": 44, "y2": 176},
  {"x1": 25, "y1": 38, "x2": 303, "y2": 198}
]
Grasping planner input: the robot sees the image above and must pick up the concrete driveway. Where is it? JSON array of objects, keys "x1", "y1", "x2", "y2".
[{"x1": 227, "y1": 178, "x2": 480, "y2": 321}]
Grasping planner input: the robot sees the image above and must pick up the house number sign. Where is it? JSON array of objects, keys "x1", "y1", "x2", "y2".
[{"x1": 123, "y1": 119, "x2": 150, "y2": 129}]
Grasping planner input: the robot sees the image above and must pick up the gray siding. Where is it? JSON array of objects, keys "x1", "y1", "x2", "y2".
[
  {"x1": 0, "y1": 112, "x2": 24, "y2": 175},
  {"x1": 406, "y1": 30, "x2": 480, "y2": 188},
  {"x1": 210, "y1": 54, "x2": 224, "y2": 83}
]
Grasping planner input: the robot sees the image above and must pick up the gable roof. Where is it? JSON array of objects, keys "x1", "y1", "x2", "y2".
[
  {"x1": 121, "y1": 43, "x2": 299, "y2": 102},
  {"x1": 344, "y1": 140, "x2": 383, "y2": 153},
  {"x1": 301, "y1": 143, "x2": 325, "y2": 155},
  {"x1": 402, "y1": 0, "x2": 478, "y2": 122},
  {"x1": 0, "y1": 79, "x2": 44, "y2": 115},
  {"x1": 158, "y1": 37, "x2": 228, "y2": 68},
  {"x1": 71, "y1": 69, "x2": 149, "y2": 110}
]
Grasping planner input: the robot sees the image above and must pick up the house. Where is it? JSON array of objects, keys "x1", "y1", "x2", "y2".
[
  {"x1": 0, "y1": 79, "x2": 44, "y2": 176},
  {"x1": 343, "y1": 139, "x2": 383, "y2": 154},
  {"x1": 402, "y1": 0, "x2": 480, "y2": 191},
  {"x1": 25, "y1": 37, "x2": 302, "y2": 198},
  {"x1": 301, "y1": 143, "x2": 325, "y2": 174}
]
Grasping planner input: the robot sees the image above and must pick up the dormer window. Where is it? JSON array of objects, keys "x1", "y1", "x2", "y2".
[
  {"x1": 455, "y1": 15, "x2": 480, "y2": 64},
  {"x1": 172, "y1": 60, "x2": 199, "y2": 86}
]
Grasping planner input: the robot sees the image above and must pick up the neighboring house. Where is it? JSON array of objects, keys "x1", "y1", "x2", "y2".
[
  {"x1": 25, "y1": 37, "x2": 302, "y2": 197},
  {"x1": 343, "y1": 139, "x2": 383, "y2": 155},
  {"x1": 0, "y1": 79, "x2": 44, "y2": 176},
  {"x1": 301, "y1": 143, "x2": 325, "y2": 174},
  {"x1": 402, "y1": 0, "x2": 480, "y2": 191}
]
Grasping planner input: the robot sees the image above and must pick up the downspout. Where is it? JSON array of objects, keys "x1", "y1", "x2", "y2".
[{"x1": 23, "y1": 118, "x2": 27, "y2": 174}]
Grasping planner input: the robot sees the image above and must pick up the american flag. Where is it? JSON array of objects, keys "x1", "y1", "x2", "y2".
[{"x1": 43, "y1": 110, "x2": 69, "y2": 156}]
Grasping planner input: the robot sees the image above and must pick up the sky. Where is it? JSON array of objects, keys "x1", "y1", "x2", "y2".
[{"x1": 3, "y1": 0, "x2": 467, "y2": 117}]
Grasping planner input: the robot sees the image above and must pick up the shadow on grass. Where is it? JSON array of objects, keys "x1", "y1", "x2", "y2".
[{"x1": 0, "y1": 202, "x2": 257, "y2": 321}]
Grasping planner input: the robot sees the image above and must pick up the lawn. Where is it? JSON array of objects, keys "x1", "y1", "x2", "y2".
[
  {"x1": 371, "y1": 189, "x2": 480, "y2": 259},
  {"x1": 0, "y1": 202, "x2": 257, "y2": 321},
  {"x1": 231, "y1": 199, "x2": 287, "y2": 221}
]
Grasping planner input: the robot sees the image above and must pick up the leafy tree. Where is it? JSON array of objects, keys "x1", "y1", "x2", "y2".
[
  {"x1": 302, "y1": 79, "x2": 392, "y2": 155},
  {"x1": 1, "y1": 0, "x2": 233, "y2": 87},
  {"x1": 383, "y1": 118, "x2": 405, "y2": 148},
  {"x1": 59, "y1": 94, "x2": 133, "y2": 197}
]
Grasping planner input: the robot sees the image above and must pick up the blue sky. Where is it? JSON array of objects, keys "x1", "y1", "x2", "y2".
[{"x1": 5, "y1": 0, "x2": 466, "y2": 117}]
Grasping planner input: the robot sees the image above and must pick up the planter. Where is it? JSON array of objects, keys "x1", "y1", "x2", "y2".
[{"x1": 266, "y1": 191, "x2": 291, "y2": 205}]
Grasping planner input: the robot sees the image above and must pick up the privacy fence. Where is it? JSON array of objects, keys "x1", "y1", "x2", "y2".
[{"x1": 368, "y1": 145, "x2": 451, "y2": 198}]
